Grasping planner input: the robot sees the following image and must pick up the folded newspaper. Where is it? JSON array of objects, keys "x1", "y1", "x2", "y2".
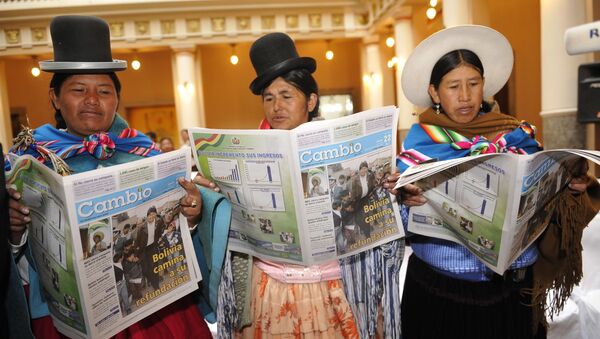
[
  {"x1": 189, "y1": 106, "x2": 404, "y2": 264},
  {"x1": 6, "y1": 148, "x2": 201, "y2": 338},
  {"x1": 394, "y1": 148, "x2": 600, "y2": 274}
]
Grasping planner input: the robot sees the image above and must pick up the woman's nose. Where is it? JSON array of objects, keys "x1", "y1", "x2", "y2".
[
  {"x1": 273, "y1": 97, "x2": 281, "y2": 111},
  {"x1": 459, "y1": 86, "x2": 470, "y2": 101},
  {"x1": 85, "y1": 92, "x2": 99, "y2": 105}
]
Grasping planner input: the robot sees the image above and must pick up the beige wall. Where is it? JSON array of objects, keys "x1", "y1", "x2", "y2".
[
  {"x1": 300, "y1": 39, "x2": 363, "y2": 111},
  {"x1": 200, "y1": 38, "x2": 364, "y2": 129},
  {"x1": 5, "y1": 58, "x2": 55, "y2": 130},
  {"x1": 488, "y1": 0, "x2": 542, "y2": 135},
  {"x1": 199, "y1": 43, "x2": 260, "y2": 129},
  {"x1": 115, "y1": 50, "x2": 175, "y2": 111}
]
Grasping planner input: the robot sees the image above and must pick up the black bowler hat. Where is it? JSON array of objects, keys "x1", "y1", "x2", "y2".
[
  {"x1": 40, "y1": 15, "x2": 126, "y2": 73},
  {"x1": 249, "y1": 32, "x2": 316, "y2": 95}
]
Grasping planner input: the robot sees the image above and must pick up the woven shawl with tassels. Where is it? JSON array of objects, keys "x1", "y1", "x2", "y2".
[
  {"x1": 6, "y1": 115, "x2": 159, "y2": 175},
  {"x1": 526, "y1": 167, "x2": 600, "y2": 332},
  {"x1": 399, "y1": 108, "x2": 600, "y2": 334}
]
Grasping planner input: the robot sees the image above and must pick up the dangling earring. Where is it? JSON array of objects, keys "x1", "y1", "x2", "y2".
[
  {"x1": 434, "y1": 103, "x2": 441, "y2": 114},
  {"x1": 480, "y1": 103, "x2": 483, "y2": 111}
]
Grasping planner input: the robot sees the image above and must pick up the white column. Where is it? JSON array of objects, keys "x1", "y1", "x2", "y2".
[
  {"x1": 362, "y1": 37, "x2": 384, "y2": 109},
  {"x1": 443, "y1": 0, "x2": 473, "y2": 27},
  {"x1": 540, "y1": 0, "x2": 591, "y2": 149},
  {"x1": 394, "y1": 17, "x2": 417, "y2": 130},
  {"x1": 171, "y1": 45, "x2": 205, "y2": 130},
  {"x1": 541, "y1": 0, "x2": 589, "y2": 116},
  {"x1": 0, "y1": 61, "x2": 13, "y2": 147}
]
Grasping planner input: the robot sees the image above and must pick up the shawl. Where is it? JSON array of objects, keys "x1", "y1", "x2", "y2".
[
  {"x1": 398, "y1": 108, "x2": 600, "y2": 334},
  {"x1": 8, "y1": 115, "x2": 159, "y2": 175},
  {"x1": 397, "y1": 108, "x2": 541, "y2": 171},
  {"x1": 526, "y1": 169, "x2": 600, "y2": 332},
  {"x1": 191, "y1": 186, "x2": 232, "y2": 325}
]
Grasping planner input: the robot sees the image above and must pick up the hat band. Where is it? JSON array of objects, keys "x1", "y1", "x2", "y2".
[{"x1": 40, "y1": 60, "x2": 127, "y2": 71}]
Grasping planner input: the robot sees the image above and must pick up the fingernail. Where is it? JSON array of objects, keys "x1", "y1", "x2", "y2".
[
  {"x1": 14, "y1": 193, "x2": 21, "y2": 200},
  {"x1": 21, "y1": 207, "x2": 29, "y2": 214},
  {"x1": 24, "y1": 216, "x2": 31, "y2": 222}
]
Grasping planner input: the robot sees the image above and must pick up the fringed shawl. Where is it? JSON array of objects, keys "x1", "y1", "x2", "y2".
[
  {"x1": 527, "y1": 174, "x2": 600, "y2": 332},
  {"x1": 397, "y1": 108, "x2": 541, "y2": 172},
  {"x1": 7, "y1": 115, "x2": 159, "y2": 175}
]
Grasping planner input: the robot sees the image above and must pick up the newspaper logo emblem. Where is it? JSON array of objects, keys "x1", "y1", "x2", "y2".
[
  {"x1": 78, "y1": 187, "x2": 152, "y2": 219},
  {"x1": 300, "y1": 142, "x2": 362, "y2": 165}
]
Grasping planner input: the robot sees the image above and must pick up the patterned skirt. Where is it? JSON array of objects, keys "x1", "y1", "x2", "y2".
[{"x1": 237, "y1": 264, "x2": 359, "y2": 338}]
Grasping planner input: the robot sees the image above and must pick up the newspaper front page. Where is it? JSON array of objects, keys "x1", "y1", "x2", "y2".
[
  {"x1": 190, "y1": 106, "x2": 404, "y2": 265},
  {"x1": 395, "y1": 149, "x2": 600, "y2": 274},
  {"x1": 6, "y1": 148, "x2": 201, "y2": 338}
]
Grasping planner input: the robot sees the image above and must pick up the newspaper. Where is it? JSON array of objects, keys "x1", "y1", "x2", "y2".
[
  {"x1": 6, "y1": 148, "x2": 201, "y2": 338},
  {"x1": 189, "y1": 106, "x2": 404, "y2": 265},
  {"x1": 394, "y1": 149, "x2": 600, "y2": 274}
]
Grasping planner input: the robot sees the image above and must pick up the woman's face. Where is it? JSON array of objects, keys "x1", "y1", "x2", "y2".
[
  {"x1": 359, "y1": 166, "x2": 368, "y2": 177},
  {"x1": 160, "y1": 139, "x2": 174, "y2": 153},
  {"x1": 50, "y1": 74, "x2": 118, "y2": 137},
  {"x1": 428, "y1": 65, "x2": 484, "y2": 124},
  {"x1": 262, "y1": 77, "x2": 317, "y2": 130}
]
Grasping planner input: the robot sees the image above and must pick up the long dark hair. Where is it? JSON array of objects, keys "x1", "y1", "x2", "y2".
[
  {"x1": 429, "y1": 49, "x2": 492, "y2": 113},
  {"x1": 50, "y1": 72, "x2": 122, "y2": 129},
  {"x1": 262, "y1": 68, "x2": 320, "y2": 120}
]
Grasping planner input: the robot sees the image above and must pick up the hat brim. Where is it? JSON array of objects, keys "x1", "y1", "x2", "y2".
[
  {"x1": 40, "y1": 60, "x2": 127, "y2": 73},
  {"x1": 401, "y1": 25, "x2": 513, "y2": 108},
  {"x1": 93, "y1": 231, "x2": 105, "y2": 241},
  {"x1": 250, "y1": 57, "x2": 316, "y2": 95}
]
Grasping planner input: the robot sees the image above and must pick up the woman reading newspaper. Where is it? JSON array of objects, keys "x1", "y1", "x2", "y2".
[
  {"x1": 388, "y1": 25, "x2": 600, "y2": 338},
  {"x1": 5, "y1": 15, "x2": 211, "y2": 338},
  {"x1": 193, "y1": 32, "x2": 404, "y2": 338}
]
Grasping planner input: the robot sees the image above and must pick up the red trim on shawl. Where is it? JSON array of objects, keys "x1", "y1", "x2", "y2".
[{"x1": 258, "y1": 118, "x2": 271, "y2": 130}]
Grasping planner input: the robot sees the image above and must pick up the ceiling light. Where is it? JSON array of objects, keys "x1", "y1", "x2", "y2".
[
  {"x1": 426, "y1": 7, "x2": 437, "y2": 20},
  {"x1": 386, "y1": 36, "x2": 395, "y2": 48}
]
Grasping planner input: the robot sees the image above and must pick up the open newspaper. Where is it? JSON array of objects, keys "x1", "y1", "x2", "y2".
[
  {"x1": 6, "y1": 148, "x2": 201, "y2": 338},
  {"x1": 394, "y1": 148, "x2": 600, "y2": 274},
  {"x1": 189, "y1": 106, "x2": 404, "y2": 264}
]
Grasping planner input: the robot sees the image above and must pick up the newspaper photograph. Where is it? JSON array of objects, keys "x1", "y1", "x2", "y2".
[
  {"x1": 6, "y1": 148, "x2": 201, "y2": 339},
  {"x1": 190, "y1": 106, "x2": 404, "y2": 265},
  {"x1": 395, "y1": 149, "x2": 600, "y2": 274}
]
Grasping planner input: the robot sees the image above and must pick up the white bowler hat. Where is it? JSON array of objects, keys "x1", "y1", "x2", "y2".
[{"x1": 401, "y1": 25, "x2": 513, "y2": 108}]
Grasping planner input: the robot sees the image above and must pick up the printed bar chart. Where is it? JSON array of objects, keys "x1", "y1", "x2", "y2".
[
  {"x1": 209, "y1": 158, "x2": 242, "y2": 184},
  {"x1": 250, "y1": 187, "x2": 285, "y2": 211},
  {"x1": 245, "y1": 160, "x2": 281, "y2": 185}
]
